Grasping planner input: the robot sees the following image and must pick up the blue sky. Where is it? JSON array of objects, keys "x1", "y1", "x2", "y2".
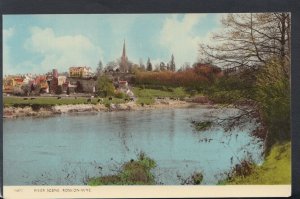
[{"x1": 3, "y1": 14, "x2": 222, "y2": 75}]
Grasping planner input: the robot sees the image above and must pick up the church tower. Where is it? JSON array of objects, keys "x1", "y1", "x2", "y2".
[{"x1": 120, "y1": 40, "x2": 128, "y2": 73}]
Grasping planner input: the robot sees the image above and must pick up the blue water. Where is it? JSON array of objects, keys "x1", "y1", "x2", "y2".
[{"x1": 3, "y1": 106, "x2": 264, "y2": 185}]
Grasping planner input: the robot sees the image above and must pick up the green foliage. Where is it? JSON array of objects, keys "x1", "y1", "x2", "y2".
[
  {"x1": 255, "y1": 60, "x2": 290, "y2": 148},
  {"x1": 96, "y1": 75, "x2": 115, "y2": 97},
  {"x1": 132, "y1": 87, "x2": 188, "y2": 99},
  {"x1": 136, "y1": 97, "x2": 155, "y2": 105},
  {"x1": 220, "y1": 142, "x2": 291, "y2": 184},
  {"x1": 191, "y1": 172, "x2": 204, "y2": 185},
  {"x1": 114, "y1": 92, "x2": 128, "y2": 99},
  {"x1": 206, "y1": 72, "x2": 256, "y2": 104},
  {"x1": 206, "y1": 59, "x2": 290, "y2": 151},
  {"x1": 133, "y1": 87, "x2": 188, "y2": 105},
  {"x1": 146, "y1": 58, "x2": 152, "y2": 71},
  {"x1": 104, "y1": 102, "x2": 111, "y2": 108},
  {"x1": 87, "y1": 153, "x2": 156, "y2": 185}
]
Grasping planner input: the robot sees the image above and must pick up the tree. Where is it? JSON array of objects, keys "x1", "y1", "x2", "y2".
[
  {"x1": 146, "y1": 58, "x2": 152, "y2": 71},
  {"x1": 105, "y1": 61, "x2": 118, "y2": 71},
  {"x1": 96, "y1": 60, "x2": 103, "y2": 75},
  {"x1": 181, "y1": 62, "x2": 191, "y2": 71},
  {"x1": 199, "y1": 13, "x2": 290, "y2": 77},
  {"x1": 139, "y1": 58, "x2": 146, "y2": 71},
  {"x1": 169, "y1": 54, "x2": 176, "y2": 72},
  {"x1": 131, "y1": 64, "x2": 141, "y2": 74},
  {"x1": 160, "y1": 62, "x2": 166, "y2": 71},
  {"x1": 198, "y1": 13, "x2": 291, "y2": 151},
  {"x1": 96, "y1": 75, "x2": 115, "y2": 97}
]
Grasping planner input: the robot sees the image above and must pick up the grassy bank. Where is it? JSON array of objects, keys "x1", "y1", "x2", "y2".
[
  {"x1": 3, "y1": 96, "x2": 124, "y2": 107},
  {"x1": 87, "y1": 153, "x2": 156, "y2": 185},
  {"x1": 132, "y1": 87, "x2": 189, "y2": 105},
  {"x1": 220, "y1": 142, "x2": 291, "y2": 185}
]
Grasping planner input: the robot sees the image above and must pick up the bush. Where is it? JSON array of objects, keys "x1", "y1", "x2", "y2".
[
  {"x1": 255, "y1": 59, "x2": 290, "y2": 150},
  {"x1": 115, "y1": 92, "x2": 126, "y2": 99},
  {"x1": 97, "y1": 75, "x2": 115, "y2": 97},
  {"x1": 87, "y1": 153, "x2": 156, "y2": 185}
]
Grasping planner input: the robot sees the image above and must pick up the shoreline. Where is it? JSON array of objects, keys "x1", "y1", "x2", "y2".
[{"x1": 3, "y1": 100, "x2": 216, "y2": 119}]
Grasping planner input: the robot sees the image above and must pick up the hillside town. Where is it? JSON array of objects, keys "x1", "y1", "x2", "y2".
[
  {"x1": 3, "y1": 41, "x2": 137, "y2": 98},
  {"x1": 3, "y1": 40, "x2": 225, "y2": 99}
]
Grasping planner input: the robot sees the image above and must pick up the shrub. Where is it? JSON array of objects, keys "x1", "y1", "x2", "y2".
[
  {"x1": 97, "y1": 75, "x2": 115, "y2": 97},
  {"x1": 115, "y1": 92, "x2": 126, "y2": 99},
  {"x1": 255, "y1": 59, "x2": 290, "y2": 150},
  {"x1": 87, "y1": 153, "x2": 156, "y2": 185}
]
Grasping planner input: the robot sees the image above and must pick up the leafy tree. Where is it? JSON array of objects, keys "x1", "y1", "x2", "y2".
[
  {"x1": 169, "y1": 54, "x2": 176, "y2": 71},
  {"x1": 160, "y1": 62, "x2": 166, "y2": 71},
  {"x1": 146, "y1": 58, "x2": 152, "y2": 71},
  {"x1": 96, "y1": 75, "x2": 115, "y2": 97}
]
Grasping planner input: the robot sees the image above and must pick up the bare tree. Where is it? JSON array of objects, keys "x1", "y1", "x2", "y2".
[{"x1": 199, "y1": 13, "x2": 290, "y2": 77}]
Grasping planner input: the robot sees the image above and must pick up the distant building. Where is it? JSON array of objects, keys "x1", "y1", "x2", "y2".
[
  {"x1": 58, "y1": 76, "x2": 67, "y2": 86},
  {"x1": 118, "y1": 80, "x2": 128, "y2": 89},
  {"x1": 34, "y1": 75, "x2": 49, "y2": 93},
  {"x1": 69, "y1": 66, "x2": 93, "y2": 78},
  {"x1": 53, "y1": 69, "x2": 58, "y2": 78},
  {"x1": 67, "y1": 77, "x2": 97, "y2": 93},
  {"x1": 3, "y1": 76, "x2": 24, "y2": 94}
]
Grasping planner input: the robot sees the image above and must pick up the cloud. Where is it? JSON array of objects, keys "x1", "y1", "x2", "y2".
[
  {"x1": 3, "y1": 27, "x2": 15, "y2": 75},
  {"x1": 159, "y1": 14, "x2": 215, "y2": 68},
  {"x1": 24, "y1": 27, "x2": 103, "y2": 73}
]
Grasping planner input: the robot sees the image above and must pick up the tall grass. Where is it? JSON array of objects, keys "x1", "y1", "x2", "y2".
[{"x1": 220, "y1": 142, "x2": 291, "y2": 184}]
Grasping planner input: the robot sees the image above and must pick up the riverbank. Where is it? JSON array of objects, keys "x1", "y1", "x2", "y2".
[
  {"x1": 220, "y1": 142, "x2": 291, "y2": 185},
  {"x1": 3, "y1": 99, "x2": 213, "y2": 118}
]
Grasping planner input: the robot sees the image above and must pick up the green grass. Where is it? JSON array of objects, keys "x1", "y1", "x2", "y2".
[
  {"x1": 87, "y1": 153, "x2": 156, "y2": 185},
  {"x1": 132, "y1": 87, "x2": 188, "y2": 98},
  {"x1": 221, "y1": 142, "x2": 291, "y2": 185},
  {"x1": 132, "y1": 87, "x2": 189, "y2": 105},
  {"x1": 136, "y1": 97, "x2": 155, "y2": 105},
  {"x1": 3, "y1": 96, "x2": 125, "y2": 107}
]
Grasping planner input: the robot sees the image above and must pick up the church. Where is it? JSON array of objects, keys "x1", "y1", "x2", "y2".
[{"x1": 119, "y1": 40, "x2": 128, "y2": 73}]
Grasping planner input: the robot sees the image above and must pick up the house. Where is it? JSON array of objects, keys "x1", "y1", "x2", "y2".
[
  {"x1": 3, "y1": 76, "x2": 24, "y2": 94},
  {"x1": 69, "y1": 66, "x2": 94, "y2": 78},
  {"x1": 118, "y1": 80, "x2": 128, "y2": 89},
  {"x1": 58, "y1": 76, "x2": 67, "y2": 86},
  {"x1": 34, "y1": 75, "x2": 49, "y2": 93}
]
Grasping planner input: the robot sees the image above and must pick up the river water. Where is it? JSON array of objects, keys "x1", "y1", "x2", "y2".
[{"x1": 3, "y1": 106, "x2": 264, "y2": 185}]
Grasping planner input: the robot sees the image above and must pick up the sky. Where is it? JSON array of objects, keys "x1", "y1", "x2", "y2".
[{"x1": 3, "y1": 14, "x2": 222, "y2": 76}]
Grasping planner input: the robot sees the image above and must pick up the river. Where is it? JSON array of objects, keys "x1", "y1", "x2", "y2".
[{"x1": 3, "y1": 106, "x2": 264, "y2": 185}]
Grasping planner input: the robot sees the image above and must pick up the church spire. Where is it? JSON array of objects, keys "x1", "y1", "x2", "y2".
[
  {"x1": 122, "y1": 39, "x2": 126, "y2": 58},
  {"x1": 120, "y1": 39, "x2": 128, "y2": 73}
]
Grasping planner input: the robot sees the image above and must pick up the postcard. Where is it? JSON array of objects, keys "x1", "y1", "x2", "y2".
[{"x1": 2, "y1": 12, "x2": 292, "y2": 198}]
